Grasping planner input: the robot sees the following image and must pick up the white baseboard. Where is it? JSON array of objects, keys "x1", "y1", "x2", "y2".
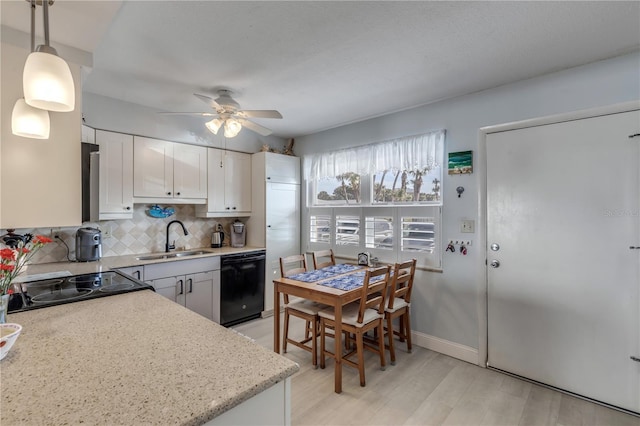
[{"x1": 412, "y1": 330, "x2": 480, "y2": 365}]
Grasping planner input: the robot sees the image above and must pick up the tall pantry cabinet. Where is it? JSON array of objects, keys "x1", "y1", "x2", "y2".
[{"x1": 247, "y1": 152, "x2": 301, "y2": 314}]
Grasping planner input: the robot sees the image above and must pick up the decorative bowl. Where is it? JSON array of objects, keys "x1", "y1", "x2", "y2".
[{"x1": 0, "y1": 323, "x2": 22, "y2": 361}]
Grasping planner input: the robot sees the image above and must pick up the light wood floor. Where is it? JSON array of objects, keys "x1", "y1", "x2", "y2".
[{"x1": 233, "y1": 316, "x2": 640, "y2": 426}]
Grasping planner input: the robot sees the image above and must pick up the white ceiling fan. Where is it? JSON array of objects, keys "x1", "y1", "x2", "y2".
[{"x1": 161, "y1": 90, "x2": 282, "y2": 138}]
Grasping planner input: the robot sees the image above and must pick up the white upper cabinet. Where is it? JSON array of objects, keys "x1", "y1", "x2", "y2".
[
  {"x1": 133, "y1": 136, "x2": 207, "y2": 203},
  {"x1": 81, "y1": 124, "x2": 95, "y2": 144},
  {"x1": 196, "y1": 148, "x2": 252, "y2": 218},
  {"x1": 173, "y1": 143, "x2": 208, "y2": 198},
  {"x1": 264, "y1": 152, "x2": 300, "y2": 184},
  {"x1": 95, "y1": 130, "x2": 134, "y2": 219}
]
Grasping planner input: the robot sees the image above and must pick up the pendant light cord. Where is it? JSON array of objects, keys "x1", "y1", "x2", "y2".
[
  {"x1": 30, "y1": 0, "x2": 35, "y2": 52},
  {"x1": 42, "y1": 0, "x2": 50, "y2": 47}
]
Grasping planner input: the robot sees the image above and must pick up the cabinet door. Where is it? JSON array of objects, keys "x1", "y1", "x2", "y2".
[
  {"x1": 174, "y1": 143, "x2": 207, "y2": 198},
  {"x1": 205, "y1": 148, "x2": 226, "y2": 212},
  {"x1": 266, "y1": 183, "x2": 300, "y2": 230},
  {"x1": 185, "y1": 271, "x2": 214, "y2": 320},
  {"x1": 149, "y1": 277, "x2": 178, "y2": 302},
  {"x1": 115, "y1": 266, "x2": 143, "y2": 281},
  {"x1": 225, "y1": 151, "x2": 251, "y2": 213},
  {"x1": 81, "y1": 125, "x2": 95, "y2": 143},
  {"x1": 133, "y1": 136, "x2": 174, "y2": 197},
  {"x1": 265, "y1": 152, "x2": 300, "y2": 184},
  {"x1": 96, "y1": 130, "x2": 133, "y2": 218}
]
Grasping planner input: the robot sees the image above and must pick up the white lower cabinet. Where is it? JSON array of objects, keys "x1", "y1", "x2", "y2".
[
  {"x1": 144, "y1": 257, "x2": 221, "y2": 323},
  {"x1": 114, "y1": 266, "x2": 144, "y2": 282}
]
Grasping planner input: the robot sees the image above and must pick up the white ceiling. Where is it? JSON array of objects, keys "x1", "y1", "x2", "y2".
[{"x1": 2, "y1": 1, "x2": 639, "y2": 138}]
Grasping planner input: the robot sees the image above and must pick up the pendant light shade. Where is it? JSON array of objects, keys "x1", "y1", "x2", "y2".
[
  {"x1": 23, "y1": 50, "x2": 75, "y2": 112},
  {"x1": 205, "y1": 118, "x2": 224, "y2": 135},
  {"x1": 11, "y1": 98, "x2": 50, "y2": 139},
  {"x1": 224, "y1": 118, "x2": 242, "y2": 138}
]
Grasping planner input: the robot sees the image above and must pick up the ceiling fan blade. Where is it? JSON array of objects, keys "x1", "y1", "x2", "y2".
[
  {"x1": 194, "y1": 93, "x2": 221, "y2": 110},
  {"x1": 158, "y1": 112, "x2": 217, "y2": 117},
  {"x1": 239, "y1": 119, "x2": 273, "y2": 136},
  {"x1": 238, "y1": 110, "x2": 283, "y2": 119}
]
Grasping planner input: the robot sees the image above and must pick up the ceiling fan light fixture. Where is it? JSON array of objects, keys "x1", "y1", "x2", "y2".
[
  {"x1": 224, "y1": 118, "x2": 242, "y2": 138},
  {"x1": 11, "y1": 98, "x2": 50, "y2": 139},
  {"x1": 205, "y1": 118, "x2": 224, "y2": 134}
]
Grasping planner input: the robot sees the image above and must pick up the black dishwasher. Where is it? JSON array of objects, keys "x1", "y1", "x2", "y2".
[{"x1": 220, "y1": 250, "x2": 266, "y2": 326}]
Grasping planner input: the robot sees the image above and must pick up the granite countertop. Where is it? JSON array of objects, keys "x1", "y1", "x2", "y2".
[
  {"x1": 17, "y1": 245, "x2": 265, "y2": 279},
  {"x1": 1, "y1": 290, "x2": 299, "y2": 425}
]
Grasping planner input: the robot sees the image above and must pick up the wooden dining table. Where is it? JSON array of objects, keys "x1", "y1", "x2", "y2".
[{"x1": 273, "y1": 265, "x2": 368, "y2": 394}]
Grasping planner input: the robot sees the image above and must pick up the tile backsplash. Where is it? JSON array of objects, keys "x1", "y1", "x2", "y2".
[{"x1": 1, "y1": 205, "x2": 240, "y2": 264}]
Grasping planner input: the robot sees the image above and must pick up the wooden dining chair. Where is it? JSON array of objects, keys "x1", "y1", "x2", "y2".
[
  {"x1": 280, "y1": 254, "x2": 327, "y2": 367},
  {"x1": 385, "y1": 259, "x2": 417, "y2": 364},
  {"x1": 312, "y1": 249, "x2": 335, "y2": 269},
  {"x1": 319, "y1": 265, "x2": 390, "y2": 387}
]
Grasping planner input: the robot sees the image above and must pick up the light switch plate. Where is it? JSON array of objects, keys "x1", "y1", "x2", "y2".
[{"x1": 460, "y1": 220, "x2": 475, "y2": 233}]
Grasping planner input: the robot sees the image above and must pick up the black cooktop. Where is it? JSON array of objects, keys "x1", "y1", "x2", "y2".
[{"x1": 8, "y1": 271, "x2": 154, "y2": 314}]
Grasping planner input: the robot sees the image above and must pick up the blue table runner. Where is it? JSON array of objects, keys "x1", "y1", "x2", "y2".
[{"x1": 287, "y1": 263, "x2": 363, "y2": 283}]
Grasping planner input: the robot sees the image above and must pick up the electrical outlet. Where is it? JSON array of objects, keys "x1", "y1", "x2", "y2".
[
  {"x1": 460, "y1": 220, "x2": 475, "y2": 233},
  {"x1": 49, "y1": 227, "x2": 61, "y2": 239},
  {"x1": 102, "y1": 224, "x2": 112, "y2": 239}
]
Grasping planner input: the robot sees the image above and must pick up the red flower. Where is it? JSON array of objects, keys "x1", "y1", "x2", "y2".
[
  {"x1": 33, "y1": 235, "x2": 53, "y2": 244},
  {"x1": 19, "y1": 248, "x2": 30, "y2": 254},
  {"x1": 0, "y1": 264, "x2": 15, "y2": 271},
  {"x1": 0, "y1": 249, "x2": 15, "y2": 260}
]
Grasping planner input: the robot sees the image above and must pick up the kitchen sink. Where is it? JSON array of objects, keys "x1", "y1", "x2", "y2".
[{"x1": 135, "y1": 250, "x2": 208, "y2": 261}]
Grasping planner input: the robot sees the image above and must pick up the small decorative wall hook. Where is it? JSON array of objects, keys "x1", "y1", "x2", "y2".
[{"x1": 456, "y1": 186, "x2": 465, "y2": 198}]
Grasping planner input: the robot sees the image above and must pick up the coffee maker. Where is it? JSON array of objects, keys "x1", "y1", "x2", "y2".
[
  {"x1": 76, "y1": 227, "x2": 102, "y2": 262},
  {"x1": 230, "y1": 220, "x2": 246, "y2": 248}
]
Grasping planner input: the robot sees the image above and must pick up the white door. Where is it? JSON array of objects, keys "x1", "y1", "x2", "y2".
[
  {"x1": 96, "y1": 130, "x2": 133, "y2": 218},
  {"x1": 133, "y1": 137, "x2": 173, "y2": 197},
  {"x1": 173, "y1": 143, "x2": 207, "y2": 198},
  {"x1": 225, "y1": 151, "x2": 252, "y2": 213},
  {"x1": 486, "y1": 109, "x2": 640, "y2": 413}
]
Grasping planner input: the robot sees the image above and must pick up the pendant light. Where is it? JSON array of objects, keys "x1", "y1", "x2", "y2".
[
  {"x1": 12, "y1": 99, "x2": 50, "y2": 139},
  {"x1": 11, "y1": 0, "x2": 51, "y2": 139},
  {"x1": 23, "y1": 0, "x2": 75, "y2": 112}
]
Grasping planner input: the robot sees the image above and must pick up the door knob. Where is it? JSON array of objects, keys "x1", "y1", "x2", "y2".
[
  {"x1": 490, "y1": 260, "x2": 500, "y2": 268},
  {"x1": 491, "y1": 243, "x2": 500, "y2": 251}
]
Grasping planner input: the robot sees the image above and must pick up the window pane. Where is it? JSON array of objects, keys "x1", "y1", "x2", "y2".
[
  {"x1": 401, "y1": 217, "x2": 435, "y2": 253},
  {"x1": 315, "y1": 174, "x2": 362, "y2": 205},
  {"x1": 336, "y1": 215, "x2": 360, "y2": 246},
  {"x1": 310, "y1": 214, "x2": 331, "y2": 244},
  {"x1": 365, "y1": 216, "x2": 393, "y2": 250},
  {"x1": 373, "y1": 168, "x2": 441, "y2": 204}
]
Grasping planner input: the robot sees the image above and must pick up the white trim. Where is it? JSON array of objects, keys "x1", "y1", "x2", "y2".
[
  {"x1": 476, "y1": 100, "x2": 640, "y2": 369},
  {"x1": 412, "y1": 330, "x2": 479, "y2": 365}
]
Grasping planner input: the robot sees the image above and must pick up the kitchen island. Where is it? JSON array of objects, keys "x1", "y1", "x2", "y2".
[{"x1": 1, "y1": 290, "x2": 298, "y2": 425}]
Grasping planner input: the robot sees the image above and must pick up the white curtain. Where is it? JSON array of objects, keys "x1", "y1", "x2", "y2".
[{"x1": 305, "y1": 129, "x2": 445, "y2": 180}]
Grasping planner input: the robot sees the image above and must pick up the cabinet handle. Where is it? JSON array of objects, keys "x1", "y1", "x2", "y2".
[
  {"x1": 188, "y1": 278, "x2": 193, "y2": 293},
  {"x1": 267, "y1": 176, "x2": 271, "y2": 180},
  {"x1": 267, "y1": 225, "x2": 272, "y2": 228},
  {"x1": 178, "y1": 279, "x2": 184, "y2": 295},
  {"x1": 176, "y1": 192, "x2": 181, "y2": 196},
  {"x1": 226, "y1": 207, "x2": 230, "y2": 210},
  {"x1": 232, "y1": 206, "x2": 236, "y2": 210},
  {"x1": 134, "y1": 270, "x2": 140, "y2": 280},
  {"x1": 125, "y1": 206, "x2": 131, "y2": 211},
  {"x1": 167, "y1": 192, "x2": 172, "y2": 196}
]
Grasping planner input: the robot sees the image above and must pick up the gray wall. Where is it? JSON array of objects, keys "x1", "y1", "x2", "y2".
[
  {"x1": 295, "y1": 51, "x2": 640, "y2": 350},
  {"x1": 83, "y1": 92, "x2": 286, "y2": 153}
]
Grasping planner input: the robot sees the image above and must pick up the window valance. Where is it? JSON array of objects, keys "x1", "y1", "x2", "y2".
[{"x1": 304, "y1": 129, "x2": 445, "y2": 180}]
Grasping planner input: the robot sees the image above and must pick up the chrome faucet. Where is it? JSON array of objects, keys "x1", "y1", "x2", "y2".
[{"x1": 166, "y1": 220, "x2": 189, "y2": 252}]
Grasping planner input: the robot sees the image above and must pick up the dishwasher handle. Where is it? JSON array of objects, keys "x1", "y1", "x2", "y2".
[{"x1": 222, "y1": 255, "x2": 266, "y2": 265}]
